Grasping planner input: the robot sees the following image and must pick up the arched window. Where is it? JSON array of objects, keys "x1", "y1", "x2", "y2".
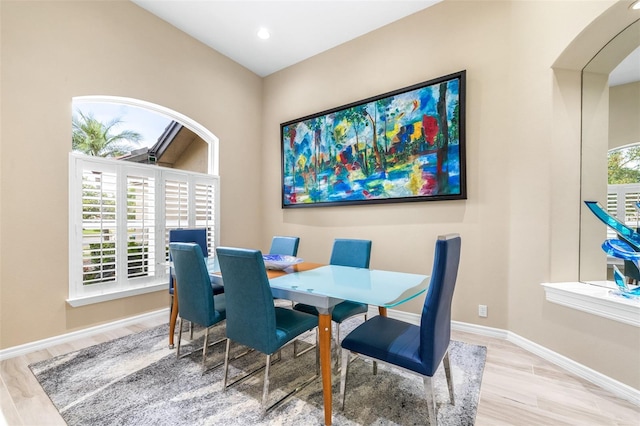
[{"x1": 68, "y1": 96, "x2": 220, "y2": 306}]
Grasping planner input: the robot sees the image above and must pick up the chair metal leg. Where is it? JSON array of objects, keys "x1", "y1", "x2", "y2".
[
  {"x1": 333, "y1": 323, "x2": 341, "y2": 370},
  {"x1": 201, "y1": 327, "x2": 210, "y2": 372},
  {"x1": 222, "y1": 342, "x2": 259, "y2": 390},
  {"x1": 176, "y1": 318, "x2": 184, "y2": 359},
  {"x1": 224, "y1": 348, "x2": 274, "y2": 390},
  {"x1": 339, "y1": 348, "x2": 350, "y2": 410},
  {"x1": 222, "y1": 339, "x2": 257, "y2": 388},
  {"x1": 423, "y1": 376, "x2": 437, "y2": 426},
  {"x1": 261, "y1": 354, "x2": 272, "y2": 417},
  {"x1": 262, "y1": 350, "x2": 319, "y2": 415},
  {"x1": 293, "y1": 329, "x2": 316, "y2": 358},
  {"x1": 224, "y1": 337, "x2": 318, "y2": 415},
  {"x1": 223, "y1": 339, "x2": 231, "y2": 391},
  {"x1": 190, "y1": 321, "x2": 194, "y2": 340},
  {"x1": 443, "y1": 351, "x2": 455, "y2": 405},
  {"x1": 176, "y1": 322, "x2": 225, "y2": 371},
  {"x1": 168, "y1": 294, "x2": 176, "y2": 349}
]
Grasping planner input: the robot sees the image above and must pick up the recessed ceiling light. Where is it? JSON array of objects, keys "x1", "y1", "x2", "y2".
[
  {"x1": 257, "y1": 28, "x2": 270, "y2": 40},
  {"x1": 631, "y1": 0, "x2": 640, "y2": 10}
]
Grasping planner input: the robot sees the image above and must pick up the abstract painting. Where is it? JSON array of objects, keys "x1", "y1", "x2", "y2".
[{"x1": 280, "y1": 70, "x2": 466, "y2": 208}]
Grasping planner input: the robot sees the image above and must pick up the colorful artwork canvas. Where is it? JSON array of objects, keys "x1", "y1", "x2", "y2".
[{"x1": 280, "y1": 71, "x2": 466, "y2": 208}]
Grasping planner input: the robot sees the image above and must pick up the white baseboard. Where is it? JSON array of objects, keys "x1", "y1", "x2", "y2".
[
  {"x1": 0, "y1": 309, "x2": 169, "y2": 361},
  {"x1": 367, "y1": 307, "x2": 639, "y2": 406},
  {"x1": 504, "y1": 329, "x2": 640, "y2": 406}
]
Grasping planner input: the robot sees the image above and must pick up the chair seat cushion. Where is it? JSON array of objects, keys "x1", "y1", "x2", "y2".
[
  {"x1": 211, "y1": 282, "x2": 225, "y2": 295},
  {"x1": 341, "y1": 315, "x2": 429, "y2": 376},
  {"x1": 213, "y1": 294, "x2": 226, "y2": 319},
  {"x1": 292, "y1": 303, "x2": 318, "y2": 316},
  {"x1": 293, "y1": 300, "x2": 367, "y2": 323},
  {"x1": 331, "y1": 301, "x2": 367, "y2": 323},
  {"x1": 273, "y1": 307, "x2": 318, "y2": 351}
]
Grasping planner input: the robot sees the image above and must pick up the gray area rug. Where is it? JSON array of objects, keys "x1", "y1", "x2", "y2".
[{"x1": 29, "y1": 318, "x2": 486, "y2": 425}]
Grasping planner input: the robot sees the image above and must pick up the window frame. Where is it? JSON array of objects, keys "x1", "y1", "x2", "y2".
[{"x1": 68, "y1": 153, "x2": 220, "y2": 307}]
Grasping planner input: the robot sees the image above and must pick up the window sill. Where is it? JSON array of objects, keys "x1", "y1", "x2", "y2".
[
  {"x1": 541, "y1": 282, "x2": 640, "y2": 327},
  {"x1": 66, "y1": 283, "x2": 167, "y2": 307}
]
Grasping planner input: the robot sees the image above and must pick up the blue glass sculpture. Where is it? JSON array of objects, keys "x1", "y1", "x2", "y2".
[{"x1": 584, "y1": 201, "x2": 640, "y2": 299}]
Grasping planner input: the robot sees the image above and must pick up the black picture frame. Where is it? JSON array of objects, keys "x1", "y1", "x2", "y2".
[{"x1": 280, "y1": 70, "x2": 466, "y2": 208}]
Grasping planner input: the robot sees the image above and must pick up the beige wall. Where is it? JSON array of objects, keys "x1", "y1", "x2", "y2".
[
  {"x1": 610, "y1": 81, "x2": 640, "y2": 149},
  {"x1": 174, "y1": 137, "x2": 209, "y2": 174},
  {"x1": 262, "y1": 0, "x2": 639, "y2": 389},
  {"x1": 0, "y1": 0, "x2": 262, "y2": 347},
  {"x1": 580, "y1": 71, "x2": 610, "y2": 281},
  {"x1": 1, "y1": 0, "x2": 639, "y2": 391}
]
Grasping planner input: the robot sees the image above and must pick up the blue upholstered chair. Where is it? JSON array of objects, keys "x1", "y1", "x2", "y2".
[
  {"x1": 168, "y1": 228, "x2": 223, "y2": 346},
  {"x1": 293, "y1": 239, "x2": 372, "y2": 360},
  {"x1": 216, "y1": 247, "x2": 319, "y2": 416},
  {"x1": 269, "y1": 236, "x2": 300, "y2": 256},
  {"x1": 269, "y1": 236, "x2": 301, "y2": 306},
  {"x1": 339, "y1": 234, "x2": 461, "y2": 426},
  {"x1": 169, "y1": 242, "x2": 227, "y2": 373}
]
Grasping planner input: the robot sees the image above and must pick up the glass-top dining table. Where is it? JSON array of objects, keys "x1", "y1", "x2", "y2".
[{"x1": 169, "y1": 259, "x2": 430, "y2": 426}]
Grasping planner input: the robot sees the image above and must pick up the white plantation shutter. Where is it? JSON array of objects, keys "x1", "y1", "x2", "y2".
[
  {"x1": 606, "y1": 183, "x2": 640, "y2": 239},
  {"x1": 69, "y1": 154, "x2": 219, "y2": 303},
  {"x1": 126, "y1": 172, "x2": 156, "y2": 281},
  {"x1": 194, "y1": 179, "x2": 218, "y2": 254},
  {"x1": 162, "y1": 172, "x2": 218, "y2": 259},
  {"x1": 623, "y1": 189, "x2": 640, "y2": 226},
  {"x1": 81, "y1": 167, "x2": 118, "y2": 286},
  {"x1": 164, "y1": 176, "x2": 189, "y2": 261}
]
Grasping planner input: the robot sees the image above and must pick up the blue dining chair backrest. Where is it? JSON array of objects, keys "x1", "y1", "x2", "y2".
[
  {"x1": 329, "y1": 239, "x2": 371, "y2": 268},
  {"x1": 169, "y1": 242, "x2": 224, "y2": 328},
  {"x1": 169, "y1": 228, "x2": 208, "y2": 256},
  {"x1": 168, "y1": 228, "x2": 209, "y2": 293},
  {"x1": 269, "y1": 236, "x2": 300, "y2": 256},
  {"x1": 419, "y1": 235, "x2": 462, "y2": 375},
  {"x1": 293, "y1": 238, "x2": 372, "y2": 325},
  {"x1": 215, "y1": 247, "x2": 280, "y2": 354}
]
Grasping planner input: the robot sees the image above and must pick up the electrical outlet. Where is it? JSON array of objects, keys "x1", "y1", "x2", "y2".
[{"x1": 478, "y1": 304, "x2": 488, "y2": 318}]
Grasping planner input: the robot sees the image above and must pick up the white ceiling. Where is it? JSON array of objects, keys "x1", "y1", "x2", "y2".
[
  {"x1": 610, "y1": 46, "x2": 640, "y2": 86},
  {"x1": 131, "y1": 0, "x2": 441, "y2": 77},
  {"x1": 132, "y1": 0, "x2": 638, "y2": 83}
]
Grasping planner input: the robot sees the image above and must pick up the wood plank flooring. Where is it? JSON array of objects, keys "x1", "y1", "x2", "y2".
[{"x1": 1, "y1": 317, "x2": 638, "y2": 425}]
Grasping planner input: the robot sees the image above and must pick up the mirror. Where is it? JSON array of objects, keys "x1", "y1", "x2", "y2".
[{"x1": 580, "y1": 19, "x2": 640, "y2": 286}]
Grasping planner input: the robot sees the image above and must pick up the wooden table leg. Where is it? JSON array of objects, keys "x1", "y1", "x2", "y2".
[
  {"x1": 318, "y1": 312, "x2": 333, "y2": 426},
  {"x1": 169, "y1": 280, "x2": 179, "y2": 349},
  {"x1": 378, "y1": 306, "x2": 387, "y2": 317}
]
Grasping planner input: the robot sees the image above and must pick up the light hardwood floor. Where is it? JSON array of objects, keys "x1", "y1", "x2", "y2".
[{"x1": 1, "y1": 317, "x2": 638, "y2": 425}]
